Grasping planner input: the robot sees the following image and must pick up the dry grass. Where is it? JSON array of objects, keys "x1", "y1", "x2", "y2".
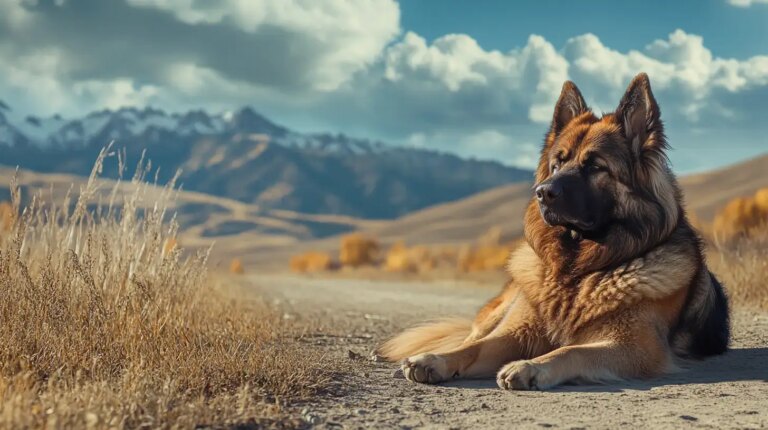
[
  {"x1": 702, "y1": 189, "x2": 768, "y2": 310},
  {"x1": 711, "y1": 188, "x2": 768, "y2": 242},
  {"x1": 0, "y1": 150, "x2": 333, "y2": 429},
  {"x1": 709, "y1": 230, "x2": 768, "y2": 311}
]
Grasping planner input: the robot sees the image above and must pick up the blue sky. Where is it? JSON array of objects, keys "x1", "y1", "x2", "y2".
[
  {"x1": 1, "y1": 0, "x2": 767, "y2": 173},
  {"x1": 401, "y1": 1, "x2": 767, "y2": 59}
]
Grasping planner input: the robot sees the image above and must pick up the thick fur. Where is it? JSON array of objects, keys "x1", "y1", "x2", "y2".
[
  {"x1": 378, "y1": 73, "x2": 730, "y2": 390},
  {"x1": 377, "y1": 319, "x2": 473, "y2": 360}
]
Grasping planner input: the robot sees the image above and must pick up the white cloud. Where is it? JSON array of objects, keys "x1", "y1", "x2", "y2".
[
  {"x1": 381, "y1": 32, "x2": 567, "y2": 124},
  {"x1": 126, "y1": 0, "x2": 401, "y2": 91},
  {"x1": 564, "y1": 29, "x2": 768, "y2": 122},
  {"x1": 0, "y1": 0, "x2": 33, "y2": 28},
  {"x1": 0, "y1": 48, "x2": 159, "y2": 117},
  {"x1": 459, "y1": 130, "x2": 539, "y2": 168},
  {"x1": 727, "y1": 0, "x2": 768, "y2": 6}
]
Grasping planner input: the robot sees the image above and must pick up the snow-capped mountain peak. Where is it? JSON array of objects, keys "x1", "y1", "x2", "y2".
[{"x1": 0, "y1": 101, "x2": 389, "y2": 155}]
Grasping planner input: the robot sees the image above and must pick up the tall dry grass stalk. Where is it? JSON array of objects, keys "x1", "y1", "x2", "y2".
[
  {"x1": 0, "y1": 148, "x2": 331, "y2": 428},
  {"x1": 709, "y1": 230, "x2": 768, "y2": 311}
]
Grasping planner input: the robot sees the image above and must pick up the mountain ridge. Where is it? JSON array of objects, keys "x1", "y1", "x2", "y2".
[{"x1": 0, "y1": 101, "x2": 533, "y2": 218}]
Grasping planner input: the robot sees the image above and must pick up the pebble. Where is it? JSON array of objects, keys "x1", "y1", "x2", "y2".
[{"x1": 301, "y1": 408, "x2": 322, "y2": 425}]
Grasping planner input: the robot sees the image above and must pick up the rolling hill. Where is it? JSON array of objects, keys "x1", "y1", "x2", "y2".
[{"x1": 238, "y1": 153, "x2": 768, "y2": 267}]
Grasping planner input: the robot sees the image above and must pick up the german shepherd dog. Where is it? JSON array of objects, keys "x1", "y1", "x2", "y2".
[{"x1": 378, "y1": 73, "x2": 730, "y2": 390}]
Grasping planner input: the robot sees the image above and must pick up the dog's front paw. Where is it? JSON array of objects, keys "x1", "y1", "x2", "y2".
[
  {"x1": 402, "y1": 353, "x2": 453, "y2": 384},
  {"x1": 497, "y1": 360, "x2": 551, "y2": 390}
]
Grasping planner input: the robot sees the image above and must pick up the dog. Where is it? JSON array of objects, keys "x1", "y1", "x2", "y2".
[{"x1": 378, "y1": 73, "x2": 730, "y2": 390}]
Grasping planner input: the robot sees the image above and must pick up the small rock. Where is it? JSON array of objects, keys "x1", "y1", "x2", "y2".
[
  {"x1": 354, "y1": 409, "x2": 367, "y2": 416},
  {"x1": 364, "y1": 313, "x2": 386, "y2": 320},
  {"x1": 480, "y1": 403, "x2": 490, "y2": 409},
  {"x1": 392, "y1": 368, "x2": 405, "y2": 379},
  {"x1": 369, "y1": 351, "x2": 386, "y2": 362},
  {"x1": 390, "y1": 407, "x2": 400, "y2": 414},
  {"x1": 680, "y1": 415, "x2": 698, "y2": 421},
  {"x1": 347, "y1": 349, "x2": 364, "y2": 361},
  {"x1": 301, "y1": 408, "x2": 322, "y2": 425}
]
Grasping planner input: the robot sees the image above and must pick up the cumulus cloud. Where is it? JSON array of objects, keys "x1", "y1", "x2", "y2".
[
  {"x1": 0, "y1": 0, "x2": 400, "y2": 119},
  {"x1": 564, "y1": 30, "x2": 768, "y2": 123},
  {"x1": 727, "y1": 0, "x2": 768, "y2": 6},
  {"x1": 307, "y1": 28, "x2": 768, "y2": 151},
  {"x1": 0, "y1": 0, "x2": 33, "y2": 28},
  {"x1": 126, "y1": 0, "x2": 400, "y2": 91},
  {"x1": 312, "y1": 31, "x2": 569, "y2": 144}
]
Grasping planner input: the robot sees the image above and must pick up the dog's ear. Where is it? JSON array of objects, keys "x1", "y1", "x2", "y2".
[
  {"x1": 615, "y1": 73, "x2": 665, "y2": 154},
  {"x1": 550, "y1": 81, "x2": 589, "y2": 135}
]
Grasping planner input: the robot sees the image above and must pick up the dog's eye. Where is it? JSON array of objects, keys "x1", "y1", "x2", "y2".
[{"x1": 589, "y1": 163, "x2": 606, "y2": 173}]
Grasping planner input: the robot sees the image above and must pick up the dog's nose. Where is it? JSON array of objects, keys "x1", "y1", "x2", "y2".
[{"x1": 535, "y1": 183, "x2": 562, "y2": 204}]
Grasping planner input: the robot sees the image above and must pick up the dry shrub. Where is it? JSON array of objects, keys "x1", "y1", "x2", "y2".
[
  {"x1": 709, "y1": 229, "x2": 768, "y2": 310},
  {"x1": 435, "y1": 246, "x2": 459, "y2": 262},
  {"x1": 458, "y1": 245, "x2": 511, "y2": 272},
  {"x1": 230, "y1": 257, "x2": 245, "y2": 274},
  {"x1": 712, "y1": 190, "x2": 768, "y2": 242},
  {"x1": 0, "y1": 149, "x2": 333, "y2": 428},
  {"x1": 453, "y1": 227, "x2": 515, "y2": 272},
  {"x1": 0, "y1": 200, "x2": 14, "y2": 232},
  {"x1": 289, "y1": 251, "x2": 333, "y2": 273},
  {"x1": 384, "y1": 241, "x2": 435, "y2": 273},
  {"x1": 755, "y1": 188, "x2": 768, "y2": 210},
  {"x1": 339, "y1": 233, "x2": 378, "y2": 267}
]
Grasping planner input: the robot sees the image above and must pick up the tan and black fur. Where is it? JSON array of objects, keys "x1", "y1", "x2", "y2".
[{"x1": 378, "y1": 73, "x2": 730, "y2": 390}]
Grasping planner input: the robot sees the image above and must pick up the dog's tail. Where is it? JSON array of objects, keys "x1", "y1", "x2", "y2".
[{"x1": 376, "y1": 319, "x2": 472, "y2": 362}]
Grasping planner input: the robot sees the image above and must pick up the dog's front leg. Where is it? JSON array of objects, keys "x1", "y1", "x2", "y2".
[
  {"x1": 403, "y1": 330, "x2": 540, "y2": 384},
  {"x1": 496, "y1": 336, "x2": 669, "y2": 390}
]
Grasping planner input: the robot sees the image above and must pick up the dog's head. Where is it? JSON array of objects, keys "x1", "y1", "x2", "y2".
[{"x1": 526, "y1": 73, "x2": 683, "y2": 273}]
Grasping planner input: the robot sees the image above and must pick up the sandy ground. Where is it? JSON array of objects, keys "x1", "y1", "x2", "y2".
[{"x1": 247, "y1": 274, "x2": 768, "y2": 430}]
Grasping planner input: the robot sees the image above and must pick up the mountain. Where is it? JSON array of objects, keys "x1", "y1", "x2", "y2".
[
  {"x1": 0, "y1": 101, "x2": 532, "y2": 219},
  {"x1": 237, "y1": 154, "x2": 768, "y2": 267},
  {"x1": 357, "y1": 153, "x2": 768, "y2": 245}
]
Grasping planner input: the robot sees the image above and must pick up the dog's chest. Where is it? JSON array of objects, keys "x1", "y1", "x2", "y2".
[{"x1": 529, "y1": 255, "x2": 687, "y2": 344}]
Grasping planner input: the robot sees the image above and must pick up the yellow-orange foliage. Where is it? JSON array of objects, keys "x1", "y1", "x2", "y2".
[
  {"x1": 713, "y1": 191, "x2": 768, "y2": 241},
  {"x1": 0, "y1": 201, "x2": 14, "y2": 232},
  {"x1": 384, "y1": 242, "x2": 435, "y2": 273},
  {"x1": 459, "y1": 245, "x2": 511, "y2": 272},
  {"x1": 755, "y1": 188, "x2": 768, "y2": 211},
  {"x1": 289, "y1": 251, "x2": 333, "y2": 273},
  {"x1": 339, "y1": 233, "x2": 379, "y2": 267},
  {"x1": 230, "y1": 258, "x2": 245, "y2": 275}
]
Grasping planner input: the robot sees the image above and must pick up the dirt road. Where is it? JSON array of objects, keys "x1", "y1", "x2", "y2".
[{"x1": 249, "y1": 274, "x2": 768, "y2": 430}]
